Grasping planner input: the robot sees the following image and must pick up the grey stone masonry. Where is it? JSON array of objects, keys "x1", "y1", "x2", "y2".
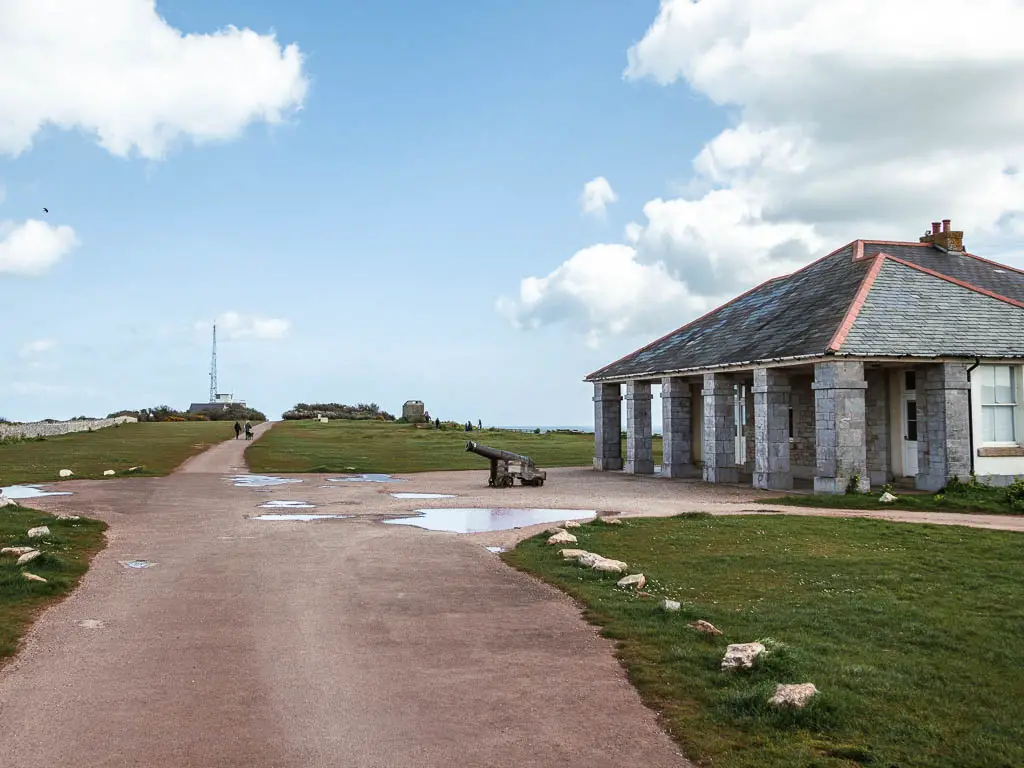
[
  {"x1": 593, "y1": 382, "x2": 623, "y2": 470},
  {"x1": 865, "y1": 370, "x2": 891, "y2": 486},
  {"x1": 0, "y1": 416, "x2": 136, "y2": 440},
  {"x1": 625, "y1": 381, "x2": 655, "y2": 474},
  {"x1": 813, "y1": 361, "x2": 870, "y2": 494},
  {"x1": 753, "y1": 368, "x2": 792, "y2": 490},
  {"x1": 702, "y1": 373, "x2": 738, "y2": 483},
  {"x1": 661, "y1": 377, "x2": 698, "y2": 478},
  {"x1": 916, "y1": 363, "x2": 971, "y2": 492}
]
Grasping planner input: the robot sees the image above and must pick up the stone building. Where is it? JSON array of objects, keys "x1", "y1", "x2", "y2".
[
  {"x1": 587, "y1": 220, "x2": 1024, "y2": 493},
  {"x1": 402, "y1": 400, "x2": 427, "y2": 423}
]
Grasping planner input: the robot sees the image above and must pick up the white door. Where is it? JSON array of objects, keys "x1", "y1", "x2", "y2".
[
  {"x1": 902, "y1": 393, "x2": 918, "y2": 477},
  {"x1": 734, "y1": 384, "x2": 747, "y2": 465}
]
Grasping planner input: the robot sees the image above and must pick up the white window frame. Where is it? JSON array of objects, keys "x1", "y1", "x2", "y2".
[{"x1": 979, "y1": 364, "x2": 1020, "y2": 446}]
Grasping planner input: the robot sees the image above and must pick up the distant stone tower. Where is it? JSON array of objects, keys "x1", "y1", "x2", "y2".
[{"x1": 402, "y1": 400, "x2": 426, "y2": 423}]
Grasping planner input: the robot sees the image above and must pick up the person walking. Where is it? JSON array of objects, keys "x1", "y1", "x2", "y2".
[
  {"x1": 244, "y1": 421, "x2": 253, "y2": 441},
  {"x1": 234, "y1": 421, "x2": 242, "y2": 440}
]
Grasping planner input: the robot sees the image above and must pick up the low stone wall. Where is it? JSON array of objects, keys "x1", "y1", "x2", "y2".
[{"x1": 0, "y1": 416, "x2": 137, "y2": 440}]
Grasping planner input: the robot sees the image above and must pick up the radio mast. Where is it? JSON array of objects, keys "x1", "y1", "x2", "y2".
[{"x1": 209, "y1": 323, "x2": 218, "y2": 403}]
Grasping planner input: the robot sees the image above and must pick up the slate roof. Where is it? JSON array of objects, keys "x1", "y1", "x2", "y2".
[{"x1": 586, "y1": 240, "x2": 1024, "y2": 381}]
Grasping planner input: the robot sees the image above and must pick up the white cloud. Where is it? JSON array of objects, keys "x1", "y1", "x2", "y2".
[
  {"x1": 580, "y1": 177, "x2": 618, "y2": 217},
  {"x1": 19, "y1": 339, "x2": 56, "y2": 357},
  {"x1": 198, "y1": 311, "x2": 291, "y2": 341},
  {"x1": 0, "y1": 1, "x2": 309, "y2": 160},
  {"x1": 0, "y1": 219, "x2": 79, "y2": 275},
  {"x1": 504, "y1": 0, "x2": 1024, "y2": 344},
  {"x1": 496, "y1": 244, "x2": 710, "y2": 348}
]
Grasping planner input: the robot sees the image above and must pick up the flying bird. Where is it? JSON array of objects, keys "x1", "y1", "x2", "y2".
[{"x1": 42, "y1": 208, "x2": 48, "y2": 213}]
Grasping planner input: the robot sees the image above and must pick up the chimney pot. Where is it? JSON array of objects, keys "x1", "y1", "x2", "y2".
[
  {"x1": 931, "y1": 222, "x2": 941, "y2": 234},
  {"x1": 942, "y1": 219, "x2": 951, "y2": 233}
]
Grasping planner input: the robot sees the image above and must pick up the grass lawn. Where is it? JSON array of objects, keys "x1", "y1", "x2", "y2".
[
  {"x1": 245, "y1": 419, "x2": 662, "y2": 474},
  {"x1": 759, "y1": 477, "x2": 1024, "y2": 516},
  {"x1": 0, "y1": 421, "x2": 234, "y2": 486},
  {"x1": 504, "y1": 514, "x2": 1024, "y2": 768},
  {"x1": 0, "y1": 505, "x2": 107, "y2": 663}
]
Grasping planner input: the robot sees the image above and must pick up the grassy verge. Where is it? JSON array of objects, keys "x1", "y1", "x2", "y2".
[
  {"x1": 759, "y1": 477, "x2": 1024, "y2": 516},
  {"x1": 503, "y1": 514, "x2": 1024, "y2": 768},
  {"x1": 1, "y1": 505, "x2": 107, "y2": 662},
  {"x1": 0, "y1": 422, "x2": 234, "y2": 485},
  {"x1": 245, "y1": 419, "x2": 662, "y2": 474}
]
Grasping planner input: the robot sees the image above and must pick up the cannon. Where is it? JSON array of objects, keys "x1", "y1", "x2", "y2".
[{"x1": 465, "y1": 440, "x2": 547, "y2": 488}]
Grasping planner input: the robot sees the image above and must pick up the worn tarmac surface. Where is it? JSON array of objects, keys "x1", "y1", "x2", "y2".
[
  {"x1": 0, "y1": 426, "x2": 693, "y2": 768},
  {"x1": 4, "y1": 427, "x2": 1021, "y2": 768}
]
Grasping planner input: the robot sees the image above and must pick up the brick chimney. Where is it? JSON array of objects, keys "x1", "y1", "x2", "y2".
[{"x1": 919, "y1": 218, "x2": 964, "y2": 251}]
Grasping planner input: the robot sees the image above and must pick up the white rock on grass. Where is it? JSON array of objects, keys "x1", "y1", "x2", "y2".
[
  {"x1": 1, "y1": 546, "x2": 36, "y2": 557},
  {"x1": 660, "y1": 598, "x2": 681, "y2": 612},
  {"x1": 591, "y1": 558, "x2": 629, "y2": 574},
  {"x1": 59, "y1": 469, "x2": 74, "y2": 478},
  {"x1": 577, "y1": 552, "x2": 603, "y2": 567},
  {"x1": 0, "y1": 493, "x2": 18, "y2": 508},
  {"x1": 546, "y1": 526, "x2": 566, "y2": 535},
  {"x1": 598, "y1": 516, "x2": 622, "y2": 525},
  {"x1": 560, "y1": 549, "x2": 590, "y2": 560},
  {"x1": 721, "y1": 642, "x2": 766, "y2": 670},
  {"x1": 23, "y1": 573, "x2": 48, "y2": 583},
  {"x1": 563, "y1": 520, "x2": 582, "y2": 529},
  {"x1": 617, "y1": 573, "x2": 646, "y2": 589},
  {"x1": 103, "y1": 469, "x2": 116, "y2": 476},
  {"x1": 27, "y1": 526, "x2": 51, "y2": 539},
  {"x1": 688, "y1": 619, "x2": 723, "y2": 636},
  {"x1": 769, "y1": 683, "x2": 819, "y2": 708},
  {"x1": 55, "y1": 513, "x2": 80, "y2": 521},
  {"x1": 879, "y1": 491, "x2": 898, "y2": 503},
  {"x1": 16, "y1": 550, "x2": 42, "y2": 566},
  {"x1": 547, "y1": 531, "x2": 578, "y2": 545}
]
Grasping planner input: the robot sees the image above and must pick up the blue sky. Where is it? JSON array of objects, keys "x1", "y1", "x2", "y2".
[{"x1": 2, "y1": 1, "x2": 1022, "y2": 426}]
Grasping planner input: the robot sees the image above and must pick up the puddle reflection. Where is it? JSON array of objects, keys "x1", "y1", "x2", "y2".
[{"x1": 382, "y1": 508, "x2": 595, "y2": 533}]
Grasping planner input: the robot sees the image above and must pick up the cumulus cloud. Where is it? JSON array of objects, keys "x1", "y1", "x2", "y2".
[
  {"x1": 503, "y1": 0, "x2": 1024, "y2": 344},
  {"x1": 580, "y1": 177, "x2": 618, "y2": 216},
  {"x1": 0, "y1": 0, "x2": 309, "y2": 160},
  {"x1": 198, "y1": 311, "x2": 291, "y2": 341},
  {"x1": 496, "y1": 244, "x2": 711, "y2": 348},
  {"x1": 19, "y1": 339, "x2": 56, "y2": 358},
  {"x1": 0, "y1": 219, "x2": 79, "y2": 275}
]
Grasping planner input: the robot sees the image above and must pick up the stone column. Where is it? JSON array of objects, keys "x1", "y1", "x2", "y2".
[
  {"x1": 702, "y1": 373, "x2": 738, "y2": 483},
  {"x1": 625, "y1": 381, "x2": 654, "y2": 474},
  {"x1": 916, "y1": 363, "x2": 971, "y2": 491},
  {"x1": 813, "y1": 361, "x2": 869, "y2": 494},
  {"x1": 753, "y1": 367, "x2": 792, "y2": 490},
  {"x1": 593, "y1": 382, "x2": 622, "y2": 470},
  {"x1": 661, "y1": 377, "x2": 697, "y2": 478}
]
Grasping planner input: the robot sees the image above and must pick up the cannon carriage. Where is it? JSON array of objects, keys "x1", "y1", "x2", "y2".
[{"x1": 465, "y1": 440, "x2": 547, "y2": 488}]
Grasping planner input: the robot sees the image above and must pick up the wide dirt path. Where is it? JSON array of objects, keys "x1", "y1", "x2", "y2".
[{"x1": 0, "y1": 429, "x2": 691, "y2": 768}]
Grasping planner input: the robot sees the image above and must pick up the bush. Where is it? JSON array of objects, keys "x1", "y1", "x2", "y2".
[{"x1": 1005, "y1": 480, "x2": 1024, "y2": 511}]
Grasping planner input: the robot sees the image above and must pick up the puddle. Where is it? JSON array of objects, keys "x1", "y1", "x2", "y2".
[
  {"x1": 250, "y1": 514, "x2": 350, "y2": 522},
  {"x1": 259, "y1": 500, "x2": 316, "y2": 509},
  {"x1": 382, "y1": 508, "x2": 596, "y2": 533},
  {"x1": 119, "y1": 560, "x2": 156, "y2": 569},
  {"x1": 1, "y1": 484, "x2": 73, "y2": 499},
  {"x1": 485, "y1": 546, "x2": 506, "y2": 553},
  {"x1": 230, "y1": 475, "x2": 303, "y2": 487},
  {"x1": 76, "y1": 619, "x2": 105, "y2": 629},
  {"x1": 329, "y1": 474, "x2": 405, "y2": 483},
  {"x1": 390, "y1": 493, "x2": 456, "y2": 499}
]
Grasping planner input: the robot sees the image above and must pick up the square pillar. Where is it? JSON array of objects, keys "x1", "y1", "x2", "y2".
[
  {"x1": 661, "y1": 377, "x2": 698, "y2": 478},
  {"x1": 593, "y1": 382, "x2": 622, "y2": 470},
  {"x1": 625, "y1": 381, "x2": 654, "y2": 474},
  {"x1": 916, "y1": 363, "x2": 971, "y2": 491},
  {"x1": 813, "y1": 361, "x2": 869, "y2": 494},
  {"x1": 753, "y1": 367, "x2": 792, "y2": 490},
  {"x1": 702, "y1": 373, "x2": 738, "y2": 483}
]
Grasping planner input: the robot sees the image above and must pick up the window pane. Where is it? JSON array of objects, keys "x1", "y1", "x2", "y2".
[
  {"x1": 982, "y1": 406, "x2": 995, "y2": 442},
  {"x1": 994, "y1": 406, "x2": 1016, "y2": 442},
  {"x1": 905, "y1": 371, "x2": 916, "y2": 391},
  {"x1": 906, "y1": 400, "x2": 918, "y2": 441},
  {"x1": 995, "y1": 366, "x2": 1014, "y2": 404},
  {"x1": 981, "y1": 366, "x2": 996, "y2": 405}
]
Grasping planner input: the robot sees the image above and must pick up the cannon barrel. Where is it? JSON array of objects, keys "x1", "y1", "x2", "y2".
[{"x1": 465, "y1": 440, "x2": 534, "y2": 467}]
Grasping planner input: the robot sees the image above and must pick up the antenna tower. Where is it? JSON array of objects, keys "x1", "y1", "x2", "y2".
[{"x1": 209, "y1": 323, "x2": 218, "y2": 403}]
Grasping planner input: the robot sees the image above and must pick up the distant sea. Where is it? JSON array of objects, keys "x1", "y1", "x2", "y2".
[{"x1": 494, "y1": 425, "x2": 593, "y2": 433}]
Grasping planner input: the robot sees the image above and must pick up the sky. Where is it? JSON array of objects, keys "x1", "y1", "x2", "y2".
[{"x1": 2, "y1": 1, "x2": 1024, "y2": 427}]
